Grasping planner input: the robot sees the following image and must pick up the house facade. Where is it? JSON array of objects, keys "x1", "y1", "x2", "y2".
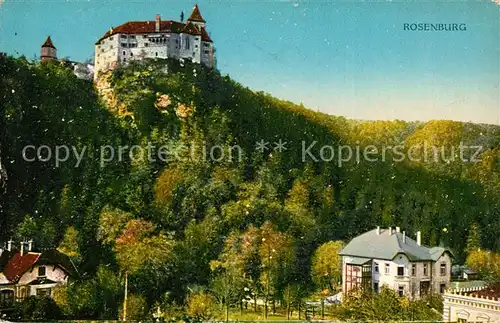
[
  {"x1": 0, "y1": 241, "x2": 76, "y2": 310},
  {"x1": 93, "y1": 4, "x2": 216, "y2": 80},
  {"x1": 443, "y1": 285, "x2": 500, "y2": 322},
  {"x1": 339, "y1": 226, "x2": 452, "y2": 299}
]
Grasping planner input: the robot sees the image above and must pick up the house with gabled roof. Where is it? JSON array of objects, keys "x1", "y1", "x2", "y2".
[
  {"x1": 93, "y1": 4, "x2": 216, "y2": 80},
  {"x1": 339, "y1": 226, "x2": 453, "y2": 299},
  {"x1": 0, "y1": 240, "x2": 77, "y2": 310}
]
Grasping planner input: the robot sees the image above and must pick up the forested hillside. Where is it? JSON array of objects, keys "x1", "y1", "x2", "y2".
[{"x1": 1, "y1": 56, "x2": 499, "y2": 319}]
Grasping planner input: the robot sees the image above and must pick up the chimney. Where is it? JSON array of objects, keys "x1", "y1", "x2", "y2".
[
  {"x1": 7, "y1": 239, "x2": 12, "y2": 251},
  {"x1": 376, "y1": 226, "x2": 380, "y2": 235},
  {"x1": 403, "y1": 231, "x2": 406, "y2": 243},
  {"x1": 20, "y1": 241, "x2": 24, "y2": 256},
  {"x1": 396, "y1": 226, "x2": 400, "y2": 233},
  {"x1": 155, "y1": 14, "x2": 161, "y2": 32},
  {"x1": 417, "y1": 231, "x2": 421, "y2": 246},
  {"x1": 28, "y1": 239, "x2": 33, "y2": 251}
]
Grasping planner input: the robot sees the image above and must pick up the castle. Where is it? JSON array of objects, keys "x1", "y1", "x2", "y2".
[{"x1": 93, "y1": 4, "x2": 216, "y2": 80}]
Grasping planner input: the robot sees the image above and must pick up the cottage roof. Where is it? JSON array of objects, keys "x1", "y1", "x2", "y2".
[{"x1": 339, "y1": 228, "x2": 453, "y2": 262}]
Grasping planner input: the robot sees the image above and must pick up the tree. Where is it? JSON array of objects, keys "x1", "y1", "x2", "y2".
[
  {"x1": 114, "y1": 219, "x2": 174, "y2": 321},
  {"x1": 57, "y1": 226, "x2": 81, "y2": 263},
  {"x1": 187, "y1": 291, "x2": 216, "y2": 321},
  {"x1": 311, "y1": 241, "x2": 345, "y2": 292},
  {"x1": 259, "y1": 222, "x2": 296, "y2": 319},
  {"x1": 466, "y1": 223, "x2": 481, "y2": 253},
  {"x1": 466, "y1": 249, "x2": 500, "y2": 283}
]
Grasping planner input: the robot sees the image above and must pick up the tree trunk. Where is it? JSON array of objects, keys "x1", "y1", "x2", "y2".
[
  {"x1": 123, "y1": 271, "x2": 128, "y2": 321},
  {"x1": 225, "y1": 303, "x2": 229, "y2": 322}
]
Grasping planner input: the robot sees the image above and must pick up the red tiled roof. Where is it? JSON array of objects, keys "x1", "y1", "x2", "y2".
[
  {"x1": 183, "y1": 22, "x2": 201, "y2": 35},
  {"x1": 201, "y1": 27, "x2": 212, "y2": 42},
  {"x1": 42, "y1": 36, "x2": 56, "y2": 49},
  {"x1": 96, "y1": 19, "x2": 213, "y2": 44},
  {"x1": 188, "y1": 5, "x2": 205, "y2": 23},
  {"x1": 3, "y1": 252, "x2": 40, "y2": 282},
  {"x1": 96, "y1": 20, "x2": 187, "y2": 44}
]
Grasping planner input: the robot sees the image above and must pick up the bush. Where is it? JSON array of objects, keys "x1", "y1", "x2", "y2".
[{"x1": 10, "y1": 296, "x2": 62, "y2": 321}]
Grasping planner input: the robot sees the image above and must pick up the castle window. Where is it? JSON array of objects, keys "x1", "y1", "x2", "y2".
[
  {"x1": 109, "y1": 37, "x2": 114, "y2": 41},
  {"x1": 129, "y1": 35, "x2": 136, "y2": 39},
  {"x1": 123, "y1": 51, "x2": 126, "y2": 55},
  {"x1": 130, "y1": 52, "x2": 133, "y2": 57},
  {"x1": 204, "y1": 50, "x2": 209, "y2": 54},
  {"x1": 145, "y1": 43, "x2": 149, "y2": 47},
  {"x1": 121, "y1": 43, "x2": 127, "y2": 48},
  {"x1": 123, "y1": 58, "x2": 126, "y2": 62},
  {"x1": 155, "y1": 52, "x2": 158, "y2": 57},
  {"x1": 121, "y1": 35, "x2": 127, "y2": 39}
]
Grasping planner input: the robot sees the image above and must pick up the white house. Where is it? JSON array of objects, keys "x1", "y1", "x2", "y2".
[
  {"x1": 339, "y1": 226, "x2": 452, "y2": 299},
  {"x1": 0, "y1": 241, "x2": 77, "y2": 309},
  {"x1": 443, "y1": 285, "x2": 500, "y2": 322},
  {"x1": 93, "y1": 4, "x2": 216, "y2": 80}
]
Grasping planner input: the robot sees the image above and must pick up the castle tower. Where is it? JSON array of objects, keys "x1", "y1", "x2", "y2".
[
  {"x1": 41, "y1": 36, "x2": 57, "y2": 62},
  {"x1": 187, "y1": 4, "x2": 206, "y2": 29}
]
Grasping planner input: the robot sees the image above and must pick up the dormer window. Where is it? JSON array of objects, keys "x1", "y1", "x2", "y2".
[{"x1": 38, "y1": 266, "x2": 46, "y2": 277}]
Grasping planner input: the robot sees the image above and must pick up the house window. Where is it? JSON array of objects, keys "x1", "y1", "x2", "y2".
[
  {"x1": 440, "y1": 263, "x2": 447, "y2": 276},
  {"x1": 185, "y1": 37, "x2": 190, "y2": 50},
  {"x1": 130, "y1": 52, "x2": 133, "y2": 57},
  {"x1": 423, "y1": 264, "x2": 428, "y2": 276},
  {"x1": 38, "y1": 266, "x2": 46, "y2": 277},
  {"x1": 397, "y1": 266, "x2": 404, "y2": 276},
  {"x1": 145, "y1": 43, "x2": 149, "y2": 47},
  {"x1": 122, "y1": 50, "x2": 126, "y2": 55},
  {"x1": 109, "y1": 36, "x2": 114, "y2": 40},
  {"x1": 0, "y1": 290, "x2": 14, "y2": 305},
  {"x1": 385, "y1": 263, "x2": 390, "y2": 274},
  {"x1": 411, "y1": 264, "x2": 416, "y2": 276},
  {"x1": 121, "y1": 35, "x2": 127, "y2": 39},
  {"x1": 129, "y1": 35, "x2": 136, "y2": 39},
  {"x1": 440, "y1": 284, "x2": 446, "y2": 294},
  {"x1": 36, "y1": 288, "x2": 51, "y2": 297},
  {"x1": 374, "y1": 262, "x2": 379, "y2": 273},
  {"x1": 398, "y1": 285, "x2": 404, "y2": 297},
  {"x1": 204, "y1": 50, "x2": 209, "y2": 54},
  {"x1": 373, "y1": 282, "x2": 379, "y2": 294},
  {"x1": 155, "y1": 52, "x2": 158, "y2": 57}
]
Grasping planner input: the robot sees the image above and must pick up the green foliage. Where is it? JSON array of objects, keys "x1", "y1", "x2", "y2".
[
  {"x1": 187, "y1": 291, "x2": 217, "y2": 321},
  {"x1": 311, "y1": 240, "x2": 345, "y2": 292},
  {"x1": 340, "y1": 288, "x2": 441, "y2": 321},
  {"x1": 466, "y1": 249, "x2": 500, "y2": 283},
  {"x1": 1, "y1": 55, "x2": 500, "y2": 320},
  {"x1": 11, "y1": 296, "x2": 62, "y2": 321},
  {"x1": 120, "y1": 294, "x2": 149, "y2": 321}
]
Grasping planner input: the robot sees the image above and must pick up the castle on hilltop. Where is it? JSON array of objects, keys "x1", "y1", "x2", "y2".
[{"x1": 93, "y1": 4, "x2": 216, "y2": 80}]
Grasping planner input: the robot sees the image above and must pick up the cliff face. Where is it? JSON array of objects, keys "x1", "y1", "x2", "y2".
[{"x1": 95, "y1": 71, "x2": 132, "y2": 117}]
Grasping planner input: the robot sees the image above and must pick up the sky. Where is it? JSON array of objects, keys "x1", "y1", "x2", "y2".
[{"x1": 0, "y1": 0, "x2": 499, "y2": 125}]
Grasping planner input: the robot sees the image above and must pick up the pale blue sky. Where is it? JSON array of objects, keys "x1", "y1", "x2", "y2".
[{"x1": 0, "y1": 0, "x2": 499, "y2": 124}]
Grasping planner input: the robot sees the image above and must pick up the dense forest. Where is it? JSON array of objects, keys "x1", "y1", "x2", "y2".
[{"x1": 0, "y1": 55, "x2": 499, "y2": 320}]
